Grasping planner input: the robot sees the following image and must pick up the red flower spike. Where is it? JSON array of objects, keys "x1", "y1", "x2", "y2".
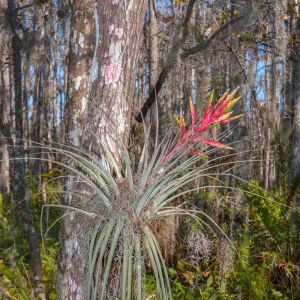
[
  {"x1": 226, "y1": 96, "x2": 241, "y2": 112},
  {"x1": 189, "y1": 148, "x2": 208, "y2": 158},
  {"x1": 209, "y1": 92, "x2": 231, "y2": 118},
  {"x1": 202, "y1": 90, "x2": 215, "y2": 121},
  {"x1": 189, "y1": 97, "x2": 196, "y2": 130},
  {"x1": 180, "y1": 116, "x2": 186, "y2": 128},
  {"x1": 174, "y1": 114, "x2": 187, "y2": 141},
  {"x1": 166, "y1": 88, "x2": 242, "y2": 162},
  {"x1": 225, "y1": 114, "x2": 244, "y2": 123},
  {"x1": 199, "y1": 139, "x2": 233, "y2": 149},
  {"x1": 174, "y1": 114, "x2": 180, "y2": 125}
]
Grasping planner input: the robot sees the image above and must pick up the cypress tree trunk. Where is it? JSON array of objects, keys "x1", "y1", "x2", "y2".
[
  {"x1": 57, "y1": 1, "x2": 147, "y2": 298},
  {"x1": 7, "y1": 0, "x2": 46, "y2": 298}
]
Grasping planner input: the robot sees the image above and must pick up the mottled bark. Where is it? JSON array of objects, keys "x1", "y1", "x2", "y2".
[
  {"x1": 194, "y1": 0, "x2": 209, "y2": 112},
  {"x1": 149, "y1": 0, "x2": 160, "y2": 148},
  {"x1": 23, "y1": 57, "x2": 30, "y2": 157},
  {"x1": 0, "y1": 58, "x2": 10, "y2": 206},
  {"x1": 0, "y1": 1, "x2": 11, "y2": 205},
  {"x1": 289, "y1": 18, "x2": 300, "y2": 201},
  {"x1": 87, "y1": 0, "x2": 148, "y2": 159},
  {"x1": 196, "y1": 55, "x2": 209, "y2": 113},
  {"x1": 288, "y1": 8, "x2": 300, "y2": 295},
  {"x1": 7, "y1": 0, "x2": 46, "y2": 298},
  {"x1": 228, "y1": 0, "x2": 249, "y2": 182},
  {"x1": 58, "y1": 1, "x2": 147, "y2": 298},
  {"x1": 56, "y1": 1, "x2": 95, "y2": 299}
]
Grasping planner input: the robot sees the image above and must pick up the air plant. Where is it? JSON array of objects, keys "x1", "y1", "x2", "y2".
[
  {"x1": 167, "y1": 88, "x2": 242, "y2": 160},
  {"x1": 39, "y1": 89, "x2": 242, "y2": 299}
]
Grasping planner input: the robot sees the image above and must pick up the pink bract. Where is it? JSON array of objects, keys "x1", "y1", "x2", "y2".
[{"x1": 166, "y1": 88, "x2": 242, "y2": 161}]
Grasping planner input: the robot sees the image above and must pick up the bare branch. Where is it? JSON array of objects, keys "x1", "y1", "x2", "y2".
[
  {"x1": 181, "y1": 14, "x2": 244, "y2": 58},
  {"x1": 15, "y1": 3, "x2": 33, "y2": 11},
  {"x1": 135, "y1": 10, "x2": 248, "y2": 123},
  {"x1": 135, "y1": 0, "x2": 196, "y2": 123}
]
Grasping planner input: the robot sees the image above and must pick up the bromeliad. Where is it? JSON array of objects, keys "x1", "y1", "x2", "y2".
[
  {"x1": 37, "y1": 87, "x2": 243, "y2": 300},
  {"x1": 167, "y1": 88, "x2": 242, "y2": 160}
]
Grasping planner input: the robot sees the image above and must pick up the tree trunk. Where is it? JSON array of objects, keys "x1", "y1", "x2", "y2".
[
  {"x1": 7, "y1": 0, "x2": 46, "y2": 298},
  {"x1": 0, "y1": 2, "x2": 11, "y2": 207},
  {"x1": 289, "y1": 12, "x2": 300, "y2": 288},
  {"x1": 289, "y1": 18, "x2": 300, "y2": 201},
  {"x1": 149, "y1": 0, "x2": 160, "y2": 149},
  {"x1": 87, "y1": 0, "x2": 147, "y2": 158},
  {"x1": 57, "y1": 1, "x2": 147, "y2": 298},
  {"x1": 56, "y1": 1, "x2": 95, "y2": 298}
]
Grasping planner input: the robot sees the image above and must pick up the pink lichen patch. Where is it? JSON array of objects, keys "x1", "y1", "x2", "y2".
[
  {"x1": 114, "y1": 28, "x2": 124, "y2": 39},
  {"x1": 76, "y1": 287, "x2": 83, "y2": 300},
  {"x1": 69, "y1": 278, "x2": 78, "y2": 293},
  {"x1": 76, "y1": 294, "x2": 82, "y2": 300},
  {"x1": 109, "y1": 24, "x2": 115, "y2": 35},
  {"x1": 104, "y1": 62, "x2": 122, "y2": 84}
]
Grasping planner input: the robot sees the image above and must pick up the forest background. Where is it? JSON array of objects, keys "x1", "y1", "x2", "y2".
[{"x1": 0, "y1": 0, "x2": 300, "y2": 299}]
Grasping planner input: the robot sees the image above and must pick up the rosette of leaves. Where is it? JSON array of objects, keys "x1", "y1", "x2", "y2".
[{"x1": 40, "y1": 89, "x2": 242, "y2": 299}]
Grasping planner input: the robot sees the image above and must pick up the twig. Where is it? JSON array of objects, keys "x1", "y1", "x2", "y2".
[
  {"x1": 135, "y1": 10, "x2": 247, "y2": 123},
  {"x1": 135, "y1": 0, "x2": 197, "y2": 123},
  {"x1": 15, "y1": 3, "x2": 33, "y2": 11}
]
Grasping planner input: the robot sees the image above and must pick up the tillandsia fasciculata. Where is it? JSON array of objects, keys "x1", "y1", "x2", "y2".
[{"x1": 41, "y1": 89, "x2": 244, "y2": 299}]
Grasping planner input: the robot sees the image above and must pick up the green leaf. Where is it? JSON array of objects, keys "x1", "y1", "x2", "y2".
[{"x1": 207, "y1": 276, "x2": 213, "y2": 287}]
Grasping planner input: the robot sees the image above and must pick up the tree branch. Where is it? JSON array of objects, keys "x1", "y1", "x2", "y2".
[
  {"x1": 135, "y1": 0, "x2": 196, "y2": 123},
  {"x1": 135, "y1": 11, "x2": 246, "y2": 123},
  {"x1": 15, "y1": 3, "x2": 33, "y2": 11},
  {"x1": 181, "y1": 14, "x2": 244, "y2": 59}
]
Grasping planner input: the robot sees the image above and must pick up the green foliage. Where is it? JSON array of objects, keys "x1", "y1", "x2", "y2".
[
  {"x1": 245, "y1": 180, "x2": 288, "y2": 243},
  {"x1": 145, "y1": 258, "x2": 235, "y2": 300},
  {"x1": 234, "y1": 179, "x2": 298, "y2": 299},
  {"x1": 0, "y1": 247, "x2": 57, "y2": 300},
  {"x1": 0, "y1": 170, "x2": 59, "y2": 299},
  {"x1": 143, "y1": 174, "x2": 298, "y2": 300},
  {"x1": 41, "y1": 243, "x2": 58, "y2": 300},
  {"x1": 26, "y1": 169, "x2": 62, "y2": 231},
  {"x1": 0, "y1": 260, "x2": 31, "y2": 299},
  {"x1": 227, "y1": 238, "x2": 281, "y2": 300},
  {"x1": 145, "y1": 262, "x2": 198, "y2": 300}
]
